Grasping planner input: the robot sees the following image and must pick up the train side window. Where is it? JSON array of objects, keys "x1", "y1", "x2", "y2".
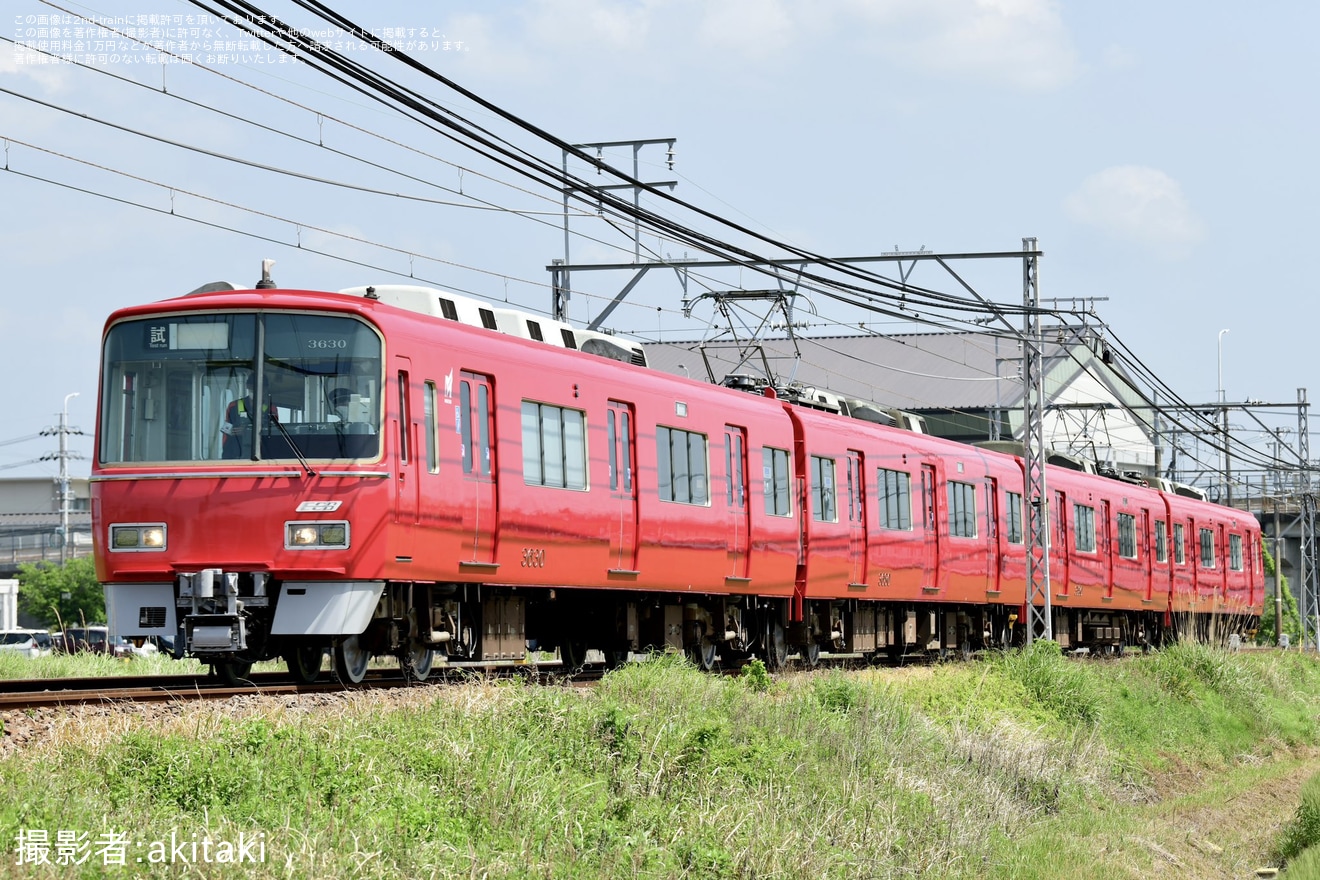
[
  {"x1": 460, "y1": 381, "x2": 474, "y2": 473},
  {"x1": 922, "y1": 468, "x2": 937, "y2": 533},
  {"x1": 877, "y1": 467, "x2": 911, "y2": 531},
  {"x1": 811, "y1": 455, "x2": 837, "y2": 522},
  {"x1": 397, "y1": 370, "x2": 410, "y2": 463},
  {"x1": 845, "y1": 455, "x2": 858, "y2": 522},
  {"x1": 608, "y1": 403, "x2": 635, "y2": 493},
  {"x1": 424, "y1": 381, "x2": 439, "y2": 474},
  {"x1": 725, "y1": 427, "x2": 747, "y2": 509},
  {"x1": 1199, "y1": 527, "x2": 1216, "y2": 568},
  {"x1": 521, "y1": 400, "x2": 586, "y2": 489},
  {"x1": 1173, "y1": 522, "x2": 1186, "y2": 564},
  {"x1": 947, "y1": 480, "x2": 977, "y2": 538},
  {"x1": 658, "y1": 426, "x2": 708, "y2": 505},
  {"x1": 477, "y1": 383, "x2": 492, "y2": 477},
  {"x1": 457, "y1": 373, "x2": 495, "y2": 478},
  {"x1": 1005, "y1": 491, "x2": 1024, "y2": 544},
  {"x1": 1074, "y1": 503, "x2": 1096, "y2": 552},
  {"x1": 1155, "y1": 519, "x2": 1168, "y2": 562},
  {"x1": 608, "y1": 411, "x2": 619, "y2": 490},
  {"x1": 1229, "y1": 533, "x2": 1244, "y2": 571},
  {"x1": 762, "y1": 447, "x2": 791, "y2": 516},
  {"x1": 621, "y1": 409, "x2": 632, "y2": 492},
  {"x1": 1117, "y1": 513, "x2": 1137, "y2": 559}
]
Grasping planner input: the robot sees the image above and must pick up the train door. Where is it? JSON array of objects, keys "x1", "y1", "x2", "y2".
[
  {"x1": 393, "y1": 357, "x2": 417, "y2": 560},
  {"x1": 1141, "y1": 509, "x2": 1153, "y2": 601},
  {"x1": 845, "y1": 451, "x2": 867, "y2": 586},
  {"x1": 1102, "y1": 500, "x2": 1114, "y2": 599},
  {"x1": 723, "y1": 425, "x2": 750, "y2": 580},
  {"x1": 1188, "y1": 516, "x2": 1201, "y2": 598},
  {"x1": 458, "y1": 372, "x2": 497, "y2": 565},
  {"x1": 1217, "y1": 523, "x2": 1228, "y2": 600},
  {"x1": 984, "y1": 478, "x2": 1000, "y2": 593},
  {"x1": 1053, "y1": 490, "x2": 1069, "y2": 595},
  {"x1": 920, "y1": 464, "x2": 939, "y2": 590},
  {"x1": 608, "y1": 402, "x2": 639, "y2": 574}
]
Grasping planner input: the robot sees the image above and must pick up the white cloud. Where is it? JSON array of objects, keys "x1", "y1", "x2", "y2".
[
  {"x1": 1064, "y1": 166, "x2": 1206, "y2": 258},
  {"x1": 451, "y1": 0, "x2": 1077, "y2": 89},
  {"x1": 519, "y1": 0, "x2": 656, "y2": 55},
  {"x1": 1101, "y1": 43, "x2": 1137, "y2": 70},
  {"x1": 839, "y1": 0, "x2": 1080, "y2": 90},
  {"x1": 696, "y1": 0, "x2": 796, "y2": 59},
  {"x1": 0, "y1": 44, "x2": 74, "y2": 93}
]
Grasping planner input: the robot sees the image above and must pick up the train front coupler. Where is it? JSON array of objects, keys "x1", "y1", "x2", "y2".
[{"x1": 176, "y1": 569, "x2": 270, "y2": 657}]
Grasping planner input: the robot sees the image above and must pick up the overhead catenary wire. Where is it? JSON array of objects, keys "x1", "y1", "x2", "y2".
[
  {"x1": 14, "y1": 2, "x2": 1305, "y2": 487},
  {"x1": 178, "y1": 0, "x2": 1061, "y2": 324},
  {"x1": 26, "y1": 0, "x2": 1067, "y2": 330}
]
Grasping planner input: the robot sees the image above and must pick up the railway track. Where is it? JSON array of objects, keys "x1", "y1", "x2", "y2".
[
  {"x1": 0, "y1": 662, "x2": 606, "y2": 711},
  {"x1": 0, "y1": 643, "x2": 1158, "y2": 712}
]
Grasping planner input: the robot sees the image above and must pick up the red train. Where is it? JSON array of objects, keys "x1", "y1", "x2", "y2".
[{"x1": 93, "y1": 275, "x2": 1264, "y2": 683}]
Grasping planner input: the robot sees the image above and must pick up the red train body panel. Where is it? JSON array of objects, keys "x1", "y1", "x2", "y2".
[{"x1": 92, "y1": 284, "x2": 1263, "y2": 679}]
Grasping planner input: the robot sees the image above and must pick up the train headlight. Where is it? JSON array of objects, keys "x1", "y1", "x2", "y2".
[
  {"x1": 110, "y1": 524, "x2": 167, "y2": 552},
  {"x1": 285, "y1": 521, "x2": 350, "y2": 550}
]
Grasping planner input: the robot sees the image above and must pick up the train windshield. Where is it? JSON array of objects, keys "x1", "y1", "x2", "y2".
[{"x1": 99, "y1": 311, "x2": 384, "y2": 464}]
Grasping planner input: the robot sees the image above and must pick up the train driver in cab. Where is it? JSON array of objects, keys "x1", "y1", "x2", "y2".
[{"x1": 220, "y1": 373, "x2": 260, "y2": 459}]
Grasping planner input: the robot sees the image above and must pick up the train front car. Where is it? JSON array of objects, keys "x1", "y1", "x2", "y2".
[{"x1": 93, "y1": 289, "x2": 409, "y2": 684}]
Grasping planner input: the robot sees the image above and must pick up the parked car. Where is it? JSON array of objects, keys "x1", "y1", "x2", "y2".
[
  {"x1": 0, "y1": 630, "x2": 41, "y2": 659},
  {"x1": 115, "y1": 635, "x2": 158, "y2": 658},
  {"x1": 29, "y1": 630, "x2": 53, "y2": 656},
  {"x1": 56, "y1": 626, "x2": 162, "y2": 659},
  {"x1": 55, "y1": 626, "x2": 119, "y2": 656}
]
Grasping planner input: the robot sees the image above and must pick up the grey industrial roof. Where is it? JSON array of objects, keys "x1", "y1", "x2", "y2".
[{"x1": 642, "y1": 331, "x2": 1142, "y2": 413}]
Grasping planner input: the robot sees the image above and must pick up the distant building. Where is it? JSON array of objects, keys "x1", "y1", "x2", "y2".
[
  {"x1": 0, "y1": 476, "x2": 92, "y2": 576},
  {"x1": 0, "y1": 579, "x2": 17, "y2": 630}
]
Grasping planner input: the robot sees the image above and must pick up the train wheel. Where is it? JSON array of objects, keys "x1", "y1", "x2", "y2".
[
  {"x1": 334, "y1": 635, "x2": 370, "y2": 684},
  {"x1": 213, "y1": 661, "x2": 252, "y2": 686},
  {"x1": 800, "y1": 641, "x2": 821, "y2": 667},
  {"x1": 285, "y1": 645, "x2": 323, "y2": 684},
  {"x1": 602, "y1": 646, "x2": 630, "y2": 670},
  {"x1": 687, "y1": 636, "x2": 717, "y2": 671},
  {"x1": 764, "y1": 619, "x2": 787, "y2": 670},
  {"x1": 403, "y1": 643, "x2": 434, "y2": 682},
  {"x1": 560, "y1": 638, "x2": 589, "y2": 671}
]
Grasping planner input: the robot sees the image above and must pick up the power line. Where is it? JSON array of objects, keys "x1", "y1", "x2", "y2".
[{"x1": 182, "y1": 0, "x2": 1060, "y2": 322}]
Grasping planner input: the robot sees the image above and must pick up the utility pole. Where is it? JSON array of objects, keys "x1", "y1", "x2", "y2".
[{"x1": 39, "y1": 392, "x2": 84, "y2": 564}]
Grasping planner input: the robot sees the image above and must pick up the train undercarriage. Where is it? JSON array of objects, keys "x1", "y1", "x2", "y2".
[{"x1": 116, "y1": 570, "x2": 1194, "y2": 685}]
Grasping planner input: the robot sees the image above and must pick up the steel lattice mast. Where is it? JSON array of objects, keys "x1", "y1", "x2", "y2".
[
  {"x1": 1022, "y1": 237, "x2": 1052, "y2": 643},
  {"x1": 1300, "y1": 389, "x2": 1318, "y2": 649}
]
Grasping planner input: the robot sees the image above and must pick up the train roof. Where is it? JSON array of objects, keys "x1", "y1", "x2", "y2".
[
  {"x1": 336, "y1": 284, "x2": 647, "y2": 368},
  {"x1": 173, "y1": 278, "x2": 649, "y2": 369}
]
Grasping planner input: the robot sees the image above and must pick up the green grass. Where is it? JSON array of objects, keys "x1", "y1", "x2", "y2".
[
  {"x1": 0, "y1": 650, "x2": 207, "y2": 679},
  {"x1": 2, "y1": 647, "x2": 1319, "y2": 878},
  {"x1": 1278, "y1": 771, "x2": 1320, "y2": 871}
]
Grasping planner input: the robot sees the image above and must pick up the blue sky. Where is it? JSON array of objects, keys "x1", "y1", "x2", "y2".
[{"x1": 2, "y1": 0, "x2": 1315, "y2": 481}]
